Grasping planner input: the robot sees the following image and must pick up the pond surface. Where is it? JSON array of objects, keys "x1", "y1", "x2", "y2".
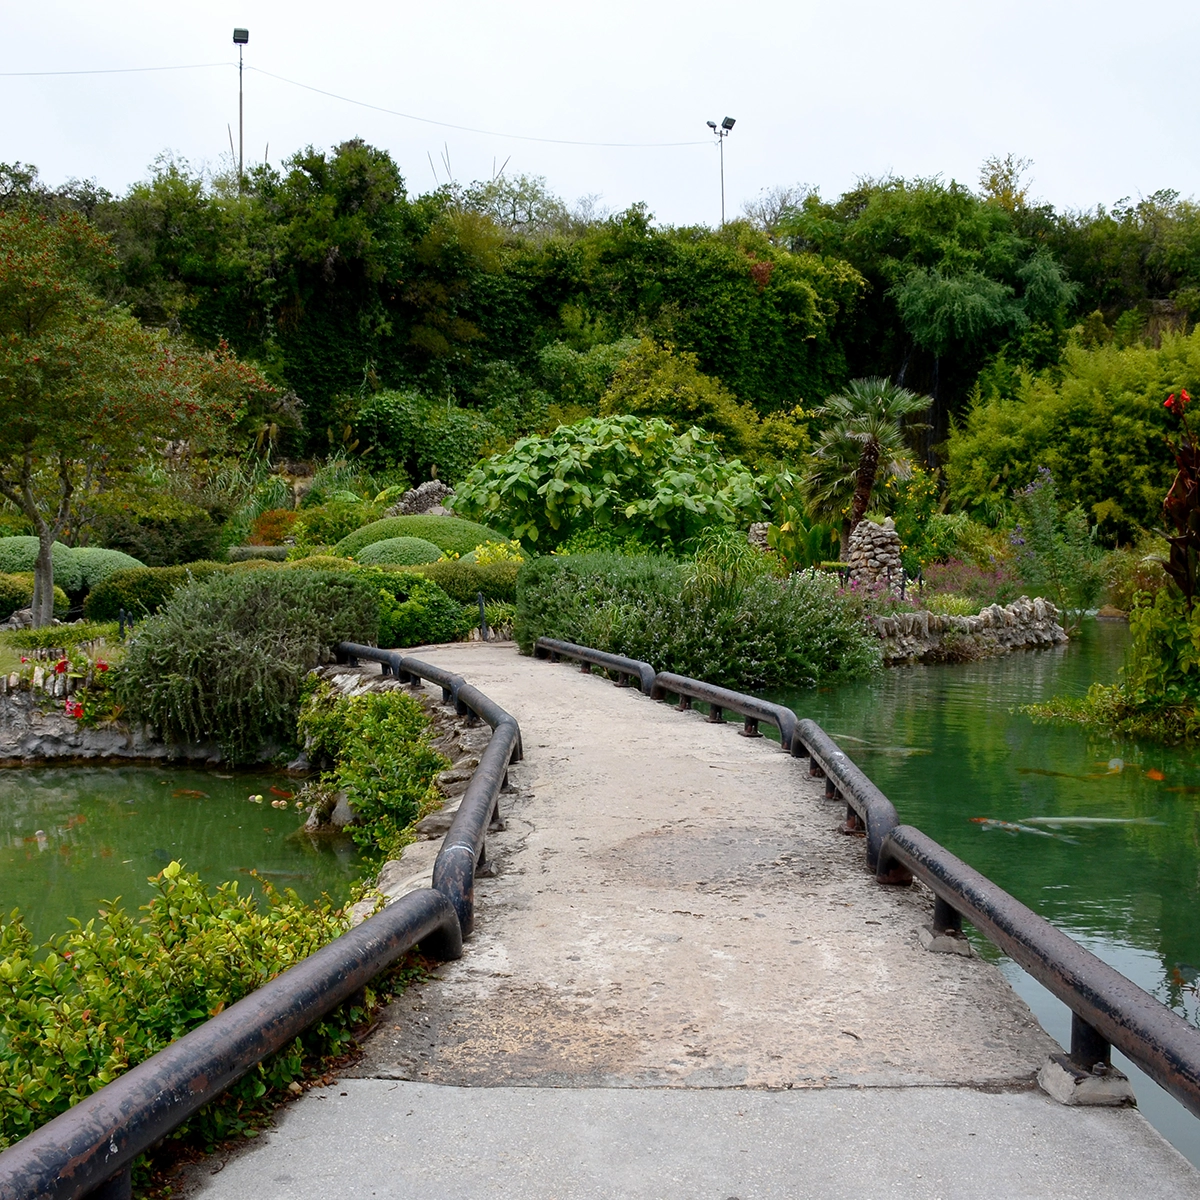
[
  {"x1": 0, "y1": 765, "x2": 364, "y2": 943},
  {"x1": 771, "y1": 619, "x2": 1200, "y2": 1165}
]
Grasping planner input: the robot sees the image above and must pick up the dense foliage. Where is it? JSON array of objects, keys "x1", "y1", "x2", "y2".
[
  {"x1": 392, "y1": 558, "x2": 520, "y2": 604},
  {"x1": 118, "y1": 569, "x2": 379, "y2": 760},
  {"x1": 515, "y1": 550, "x2": 880, "y2": 690},
  {"x1": 0, "y1": 867, "x2": 365, "y2": 1154},
  {"x1": 945, "y1": 331, "x2": 1199, "y2": 537},
  {"x1": 454, "y1": 415, "x2": 765, "y2": 549},
  {"x1": 298, "y1": 681, "x2": 447, "y2": 857}
]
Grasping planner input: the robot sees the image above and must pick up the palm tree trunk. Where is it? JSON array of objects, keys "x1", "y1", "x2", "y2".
[{"x1": 847, "y1": 440, "x2": 881, "y2": 534}]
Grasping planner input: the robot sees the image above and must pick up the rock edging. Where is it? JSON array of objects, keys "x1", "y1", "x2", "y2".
[
  {"x1": 872, "y1": 595, "x2": 1068, "y2": 664},
  {"x1": 0, "y1": 685, "x2": 222, "y2": 763}
]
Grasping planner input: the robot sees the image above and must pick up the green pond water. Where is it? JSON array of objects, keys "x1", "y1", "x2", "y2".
[
  {"x1": 0, "y1": 766, "x2": 365, "y2": 944},
  {"x1": 770, "y1": 618, "x2": 1200, "y2": 1166}
]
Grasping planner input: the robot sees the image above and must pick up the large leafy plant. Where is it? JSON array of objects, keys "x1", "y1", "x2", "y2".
[{"x1": 454, "y1": 415, "x2": 766, "y2": 549}]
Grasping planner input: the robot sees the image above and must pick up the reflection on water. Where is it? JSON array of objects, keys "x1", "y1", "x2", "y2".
[
  {"x1": 770, "y1": 619, "x2": 1200, "y2": 1165},
  {"x1": 0, "y1": 765, "x2": 364, "y2": 943}
]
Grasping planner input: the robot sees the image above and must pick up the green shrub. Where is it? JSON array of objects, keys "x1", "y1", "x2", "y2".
[
  {"x1": 2, "y1": 621, "x2": 118, "y2": 652},
  {"x1": 292, "y1": 499, "x2": 382, "y2": 551},
  {"x1": 298, "y1": 681, "x2": 447, "y2": 858},
  {"x1": 392, "y1": 559, "x2": 520, "y2": 604},
  {"x1": 72, "y1": 547, "x2": 145, "y2": 589},
  {"x1": 0, "y1": 866, "x2": 372, "y2": 1157},
  {"x1": 282, "y1": 555, "x2": 355, "y2": 571},
  {"x1": 453, "y1": 415, "x2": 767, "y2": 550},
  {"x1": 0, "y1": 538, "x2": 84, "y2": 594},
  {"x1": 355, "y1": 388, "x2": 502, "y2": 485},
  {"x1": 353, "y1": 536, "x2": 444, "y2": 566},
  {"x1": 334, "y1": 515, "x2": 504, "y2": 560},
  {"x1": 923, "y1": 592, "x2": 979, "y2": 617},
  {"x1": 0, "y1": 573, "x2": 29, "y2": 621},
  {"x1": 89, "y1": 497, "x2": 223, "y2": 567},
  {"x1": 82, "y1": 563, "x2": 229, "y2": 621},
  {"x1": 6, "y1": 574, "x2": 69, "y2": 619},
  {"x1": 228, "y1": 546, "x2": 290, "y2": 563},
  {"x1": 118, "y1": 570, "x2": 379, "y2": 761},
  {"x1": 515, "y1": 552, "x2": 880, "y2": 690},
  {"x1": 372, "y1": 574, "x2": 473, "y2": 648}
]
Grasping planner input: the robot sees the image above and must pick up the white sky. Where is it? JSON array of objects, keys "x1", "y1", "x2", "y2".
[{"x1": 4, "y1": 0, "x2": 1198, "y2": 227}]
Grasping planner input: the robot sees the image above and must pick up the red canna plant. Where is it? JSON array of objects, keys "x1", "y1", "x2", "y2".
[{"x1": 1161, "y1": 389, "x2": 1200, "y2": 607}]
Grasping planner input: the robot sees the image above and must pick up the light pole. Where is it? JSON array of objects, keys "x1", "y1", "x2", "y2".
[
  {"x1": 706, "y1": 116, "x2": 736, "y2": 225},
  {"x1": 233, "y1": 28, "x2": 249, "y2": 187}
]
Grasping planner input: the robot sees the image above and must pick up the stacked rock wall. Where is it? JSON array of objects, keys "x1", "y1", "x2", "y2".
[
  {"x1": 848, "y1": 518, "x2": 904, "y2": 590},
  {"x1": 872, "y1": 595, "x2": 1068, "y2": 663}
]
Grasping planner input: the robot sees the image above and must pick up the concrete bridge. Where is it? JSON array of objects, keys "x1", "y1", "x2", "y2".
[{"x1": 184, "y1": 643, "x2": 1200, "y2": 1199}]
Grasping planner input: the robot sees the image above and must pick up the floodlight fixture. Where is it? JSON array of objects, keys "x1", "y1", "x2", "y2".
[
  {"x1": 706, "y1": 115, "x2": 736, "y2": 225},
  {"x1": 232, "y1": 28, "x2": 249, "y2": 187}
]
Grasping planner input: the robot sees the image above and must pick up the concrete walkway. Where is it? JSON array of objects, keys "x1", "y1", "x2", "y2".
[{"x1": 188, "y1": 644, "x2": 1200, "y2": 1198}]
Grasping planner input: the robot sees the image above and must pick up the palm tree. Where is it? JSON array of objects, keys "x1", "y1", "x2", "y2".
[{"x1": 804, "y1": 377, "x2": 931, "y2": 557}]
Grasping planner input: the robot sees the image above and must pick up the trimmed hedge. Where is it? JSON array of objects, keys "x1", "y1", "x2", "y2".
[
  {"x1": 515, "y1": 553, "x2": 880, "y2": 691},
  {"x1": 72, "y1": 547, "x2": 146, "y2": 589},
  {"x1": 4, "y1": 573, "x2": 69, "y2": 619},
  {"x1": 392, "y1": 558, "x2": 519, "y2": 604},
  {"x1": 334, "y1": 515, "x2": 504, "y2": 560},
  {"x1": 82, "y1": 563, "x2": 229, "y2": 621},
  {"x1": 0, "y1": 538, "x2": 84, "y2": 594},
  {"x1": 353, "y1": 536, "x2": 444, "y2": 566},
  {"x1": 228, "y1": 546, "x2": 290, "y2": 563}
]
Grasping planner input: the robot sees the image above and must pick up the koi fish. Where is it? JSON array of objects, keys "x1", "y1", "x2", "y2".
[
  {"x1": 173, "y1": 789, "x2": 208, "y2": 798},
  {"x1": 1145, "y1": 769, "x2": 1166, "y2": 782},
  {"x1": 270, "y1": 786, "x2": 295, "y2": 799},
  {"x1": 1024, "y1": 816, "x2": 1164, "y2": 828},
  {"x1": 971, "y1": 817, "x2": 1078, "y2": 843}
]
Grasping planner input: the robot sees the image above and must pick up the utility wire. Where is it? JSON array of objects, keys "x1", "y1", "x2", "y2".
[
  {"x1": 0, "y1": 62, "x2": 230, "y2": 76},
  {"x1": 0, "y1": 57, "x2": 709, "y2": 148},
  {"x1": 247, "y1": 67, "x2": 709, "y2": 147}
]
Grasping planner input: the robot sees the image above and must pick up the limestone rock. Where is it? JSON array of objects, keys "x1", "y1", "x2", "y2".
[
  {"x1": 384, "y1": 480, "x2": 455, "y2": 517},
  {"x1": 847, "y1": 518, "x2": 905, "y2": 592}
]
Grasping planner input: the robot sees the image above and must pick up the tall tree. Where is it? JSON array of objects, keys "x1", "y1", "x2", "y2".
[
  {"x1": 0, "y1": 210, "x2": 268, "y2": 624},
  {"x1": 805, "y1": 376, "x2": 931, "y2": 554}
]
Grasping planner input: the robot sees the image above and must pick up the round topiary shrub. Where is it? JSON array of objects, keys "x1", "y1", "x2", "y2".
[
  {"x1": 72, "y1": 547, "x2": 146, "y2": 590},
  {"x1": 0, "y1": 572, "x2": 29, "y2": 620},
  {"x1": 334, "y1": 515, "x2": 504, "y2": 560},
  {"x1": 0, "y1": 537, "x2": 84, "y2": 593},
  {"x1": 82, "y1": 563, "x2": 229, "y2": 621},
  {"x1": 353, "y1": 536, "x2": 444, "y2": 566}
]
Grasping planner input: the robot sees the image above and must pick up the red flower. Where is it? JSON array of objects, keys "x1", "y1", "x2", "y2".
[
  {"x1": 1184, "y1": 389, "x2": 1193, "y2": 405},
  {"x1": 95, "y1": 660, "x2": 109, "y2": 672},
  {"x1": 54, "y1": 659, "x2": 68, "y2": 675}
]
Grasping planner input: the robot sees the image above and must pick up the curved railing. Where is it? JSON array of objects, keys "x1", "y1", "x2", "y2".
[
  {"x1": 0, "y1": 645, "x2": 522, "y2": 1200},
  {"x1": 529, "y1": 637, "x2": 1200, "y2": 1122},
  {"x1": 533, "y1": 637, "x2": 656, "y2": 695}
]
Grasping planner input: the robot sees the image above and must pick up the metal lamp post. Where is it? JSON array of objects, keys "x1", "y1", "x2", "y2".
[
  {"x1": 233, "y1": 27, "x2": 249, "y2": 187},
  {"x1": 706, "y1": 116, "x2": 736, "y2": 225}
]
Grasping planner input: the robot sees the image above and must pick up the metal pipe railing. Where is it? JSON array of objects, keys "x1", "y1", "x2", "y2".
[
  {"x1": 534, "y1": 637, "x2": 656, "y2": 695},
  {"x1": 0, "y1": 887, "x2": 461, "y2": 1200},
  {"x1": 0, "y1": 646, "x2": 523, "y2": 1199},
  {"x1": 528, "y1": 637, "x2": 1200, "y2": 1119},
  {"x1": 335, "y1": 644, "x2": 523, "y2": 936},
  {"x1": 791, "y1": 718, "x2": 908, "y2": 881},
  {"x1": 878, "y1": 824, "x2": 1200, "y2": 1117},
  {"x1": 649, "y1": 672, "x2": 798, "y2": 748}
]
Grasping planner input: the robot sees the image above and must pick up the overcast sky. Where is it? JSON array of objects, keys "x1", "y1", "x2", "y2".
[{"x1": 4, "y1": 0, "x2": 1198, "y2": 227}]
